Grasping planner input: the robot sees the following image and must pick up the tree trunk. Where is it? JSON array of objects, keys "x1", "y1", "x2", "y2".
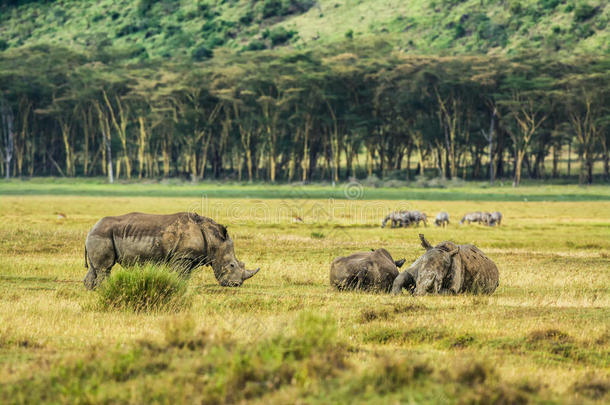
[
  {"x1": 1, "y1": 98, "x2": 15, "y2": 179},
  {"x1": 514, "y1": 150, "x2": 524, "y2": 187}
]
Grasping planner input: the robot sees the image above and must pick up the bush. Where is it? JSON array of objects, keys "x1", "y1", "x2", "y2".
[
  {"x1": 262, "y1": 0, "x2": 283, "y2": 18},
  {"x1": 95, "y1": 263, "x2": 191, "y2": 313},
  {"x1": 574, "y1": 3, "x2": 597, "y2": 21},
  {"x1": 0, "y1": 40, "x2": 8, "y2": 51},
  {"x1": 245, "y1": 40, "x2": 266, "y2": 51},
  {"x1": 192, "y1": 45, "x2": 213, "y2": 61},
  {"x1": 269, "y1": 26, "x2": 296, "y2": 46}
]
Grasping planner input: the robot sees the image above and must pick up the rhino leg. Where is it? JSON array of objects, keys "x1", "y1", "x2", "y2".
[{"x1": 85, "y1": 236, "x2": 116, "y2": 289}]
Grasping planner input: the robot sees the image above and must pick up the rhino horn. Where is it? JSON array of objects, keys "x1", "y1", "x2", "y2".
[
  {"x1": 243, "y1": 267, "x2": 260, "y2": 280},
  {"x1": 395, "y1": 258, "x2": 406, "y2": 268}
]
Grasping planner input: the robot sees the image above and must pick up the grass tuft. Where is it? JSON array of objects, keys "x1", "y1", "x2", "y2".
[{"x1": 95, "y1": 263, "x2": 191, "y2": 313}]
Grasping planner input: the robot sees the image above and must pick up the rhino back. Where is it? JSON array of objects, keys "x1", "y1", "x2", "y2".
[
  {"x1": 88, "y1": 212, "x2": 206, "y2": 265},
  {"x1": 457, "y1": 244, "x2": 499, "y2": 294}
]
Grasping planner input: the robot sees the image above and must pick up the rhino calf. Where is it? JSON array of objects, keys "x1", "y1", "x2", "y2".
[
  {"x1": 330, "y1": 248, "x2": 406, "y2": 292},
  {"x1": 392, "y1": 234, "x2": 499, "y2": 296},
  {"x1": 434, "y1": 211, "x2": 450, "y2": 227},
  {"x1": 83, "y1": 212, "x2": 260, "y2": 289}
]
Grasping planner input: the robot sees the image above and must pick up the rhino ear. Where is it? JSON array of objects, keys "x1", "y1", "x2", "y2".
[
  {"x1": 419, "y1": 234, "x2": 433, "y2": 250},
  {"x1": 449, "y1": 248, "x2": 459, "y2": 257},
  {"x1": 395, "y1": 258, "x2": 406, "y2": 268},
  {"x1": 219, "y1": 225, "x2": 228, "y2": 240}
]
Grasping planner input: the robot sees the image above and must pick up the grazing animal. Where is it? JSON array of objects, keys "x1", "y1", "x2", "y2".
[
  {"x1": 381, "y1": 212, "x2": 410, "y2": 228},
  {"x1": 459, "y1": 211, "x2": 484, "y2": 225},
  {"x1": 434, "y1": 211, "x2": 450, "y2": 227},
  {"x1": 404, "y1": 210, "x2": 428, "y2": 227},
  {"x1": 481, "y1": 212, "x2": 496, "y2": 226},
  {"x1": 330, "y1": 248, "x2": 406, "y2": 292},
  {"x1": 490, "y1": 211, "x2": 502, "y2": 226},
  {"x1": 83, "y1": 212, "x2": 260, "y2": 289},
  {"x1": 392, "y1": 234, "x2": 499, "y2": 296}
]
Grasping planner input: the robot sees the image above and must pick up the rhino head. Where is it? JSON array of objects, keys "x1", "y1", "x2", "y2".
[
  {"x1": 210, "y1": 226, "x2": 260, "y2": 287},
  {"x1": 391, "y1": 234, "x2": 458, "y2": 295}
]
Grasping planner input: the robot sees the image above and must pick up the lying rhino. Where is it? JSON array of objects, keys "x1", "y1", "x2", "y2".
[
  {"x1": 83, "y1": 212, "x2": 260, "y2": 289},
  {"x1": 434, "y1": 211, "x2": 450, "y2": 227},
  {"x1": 330, "y1": 248, "x2": 406, "y2": 292},
  {"x1": 392, "y1": 234, "x2": 499, "y2": 296}
]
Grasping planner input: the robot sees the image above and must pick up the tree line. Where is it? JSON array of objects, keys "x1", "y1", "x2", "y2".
[{"x1": 1, "y1": 42, "x2": 608, "y2": 185}]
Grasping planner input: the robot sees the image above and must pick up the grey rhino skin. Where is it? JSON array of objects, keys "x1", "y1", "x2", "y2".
[
  {"x1": 459, "y1": 211, "x2": 483, "y2": 225},
  {"x1": 83, "y1": 212, "x2": 260, "y2": 289},
  {"x1": 491, "y1": 211, "x2": 502, "y2": 226},
  {"x1": 330, "y1": 248, "x2": 406, "y2": 292},
  {"x1": 405, "y1": 210, "x2": 428, "y2": 227},
  {"x1": 381, "y1": 212, "x2": 410, "y2": 228},
  {"x1": 392, "y1": 234, "x2": 499, "y2": 296},
  {"x1": 434, "y1": 211, "x2": 450, "y2": 227}
]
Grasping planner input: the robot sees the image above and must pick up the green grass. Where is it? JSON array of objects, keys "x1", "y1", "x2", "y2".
[
  {"x1": 0, "y1": 0, "x2": 607, "y2": 60},
  {"x1": 2, "y1": 177, "x2": 610, "y2": 201},
  {"x1": 94, "y1": 263, "x2": 191, "y2": 313},
  {"x1": 0, "y1": 185, "x2": 609, "y2": 403}
]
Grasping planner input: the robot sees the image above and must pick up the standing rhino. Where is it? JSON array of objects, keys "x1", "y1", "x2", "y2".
[
  {"x1": 330, "y1": 248, "x2": 406, "y2": 292},
  {"x1": 490, "y1": 211, "x2": 502, "y2": 226},
  {"x1": 83, "y1": 212, "x2": 260, "y2": 289},
  {"x1": 391, "y1": 234, "x2": 499, "y2": 296},
  {"x1": 434, "y1": 211, "x2": 450, "y2": 227}
]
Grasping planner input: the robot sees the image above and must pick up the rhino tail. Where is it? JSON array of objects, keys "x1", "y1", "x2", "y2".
[{"x1": 84, "y1": 246, "x2": 88, "y2": 269}]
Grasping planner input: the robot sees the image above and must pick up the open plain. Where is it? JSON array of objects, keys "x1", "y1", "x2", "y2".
[{"x1": 0, "y1": 181, "x2": 609, "y2": 404}]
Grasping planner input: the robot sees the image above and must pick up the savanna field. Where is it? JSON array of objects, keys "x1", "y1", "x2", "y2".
[{"x1": 0, "y1": 180, "x2": 609, "y2": 404}]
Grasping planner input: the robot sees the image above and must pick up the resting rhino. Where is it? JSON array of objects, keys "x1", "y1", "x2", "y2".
[
  {"x1": 83, "y1": 212, "x2": 260, "y2": 289},
  {"x1": 391, "y1": 234, "x2": 499, "y2": 296},
  {"x1": 434, "y1": 211, "x2": 450, "y2": 227},
  {"x1": 330, "y1": 248, "x2": 406, "y2": 292}
]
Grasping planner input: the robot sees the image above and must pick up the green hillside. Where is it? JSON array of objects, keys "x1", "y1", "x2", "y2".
[{"x1": 1, "y1": 0, "x2": 608, "y2": 61}]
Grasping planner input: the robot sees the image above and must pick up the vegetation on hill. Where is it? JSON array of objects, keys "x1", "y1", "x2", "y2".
[{"x1": 0, "y1": 1, "x2": 608, "y2": 185}]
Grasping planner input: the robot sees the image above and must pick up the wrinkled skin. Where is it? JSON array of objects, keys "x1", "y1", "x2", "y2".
[
  {"x1": 434, "y1": 211, "x2": 450, "y2": 227},
  {"x1": 330, "y1": 248, "x2": 405, "y2": 292},
  {"x1": 392, "y1": 234, "x2": 499, "y2": 296},
  {"x1": 83, "y1": 212, "x2": 259, "y2": 289}
]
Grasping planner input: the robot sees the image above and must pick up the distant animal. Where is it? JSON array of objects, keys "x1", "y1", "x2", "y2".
[
  {"x1": 459, "y1": 212, "x2": 484, "y2": 225},
  {"x1": 481, "y1": 212, "x2": 495, "y2": 226},
  {"x1": 434, "y1": 211, "x2": 450, "y2": 227},
  {"x1": 405, "y1": 210, "x2": 428, "y2": 227},
  {"x1": 392, "y1": 234, "x2": 499, "y2": 296},
  {"x1": 490, "y1": 211, "x2": 502, "y2": 226},
  {"x1": 330, "y1": 248, "x2": 406, "y2": 292},
  {"x1": 381, "y1": 211, "x2": 410, "y2": 228},
  {"x1": 83, "y1": 212, "x2": 260, "y2": 289}
]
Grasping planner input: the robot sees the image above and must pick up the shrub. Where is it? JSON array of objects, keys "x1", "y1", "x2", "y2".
[
  {"x1": 345, "y1": 29, "x2": 354, "y2": 39},
  {"x1": 245, "y1": 39, "x2": 266, "y2": 51},
  {"x1": 262, "y1": 0, "x2": 283, "y2": 18},
  {"x1": 192, "y1": 45, "x2": 213, "y2": 61},
  {"x1": 95, "y1": 263, "x2": 191, "y2": 313},
  {"x1": 269, "y1": 26, "x2": 296, "y2": 46},
  {"x1": 574, "y1": 3, "x2": 596, "y2": 21},
  {"x1": 0, "y1": 39, "x2": 8, "y2": 51}
]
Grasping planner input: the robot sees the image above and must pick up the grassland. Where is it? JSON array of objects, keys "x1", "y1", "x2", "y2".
[{"x1": 0, "y1": 182, "x2": 609, "y2": 403}]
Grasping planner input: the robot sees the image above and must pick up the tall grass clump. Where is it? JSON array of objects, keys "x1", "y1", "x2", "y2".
[{"x1": 96, "y1": 263, "x2": 191, "y2": 313}]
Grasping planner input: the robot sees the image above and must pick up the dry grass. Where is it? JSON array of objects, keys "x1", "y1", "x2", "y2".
[{"x1": 0, "y1": 193, "x2": 609, "y2": 403}]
